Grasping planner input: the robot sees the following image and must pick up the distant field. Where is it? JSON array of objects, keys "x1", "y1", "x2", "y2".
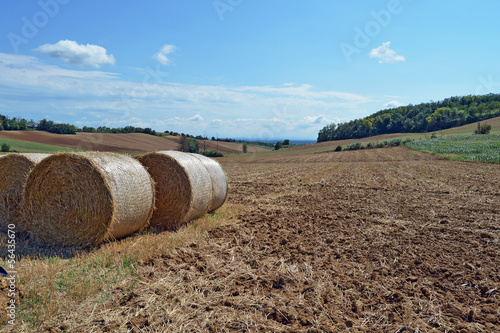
[
  {"x1": 2, "y1": 117, "x2": 497, "y2": 155},
  {"x1": 0, "y1": 137, "x2": 82, "y2": 154},
  {"x1": 167, "y1": 135, "x2": 269, "y2": 154},
  {"x1": 282, "y1": 116, "x2": 500, "y2": 156},
  {"x1": 0, "y1": 131, "x2": 180, "y2": 154},
  {"x1": 0, "y1": 131, "x2": 269, "y2": 154},
  {"x1": 406, "y1": 134, "x2": 500, "y2": 163}
]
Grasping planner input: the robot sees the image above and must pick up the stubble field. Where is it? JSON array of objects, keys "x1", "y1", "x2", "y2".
[
  {"x1": 1, "y1": 146, "x2": 499, "y2": 332},
  {"x1": 210, "y1": 147, "x2": 500, "y2": 332}
]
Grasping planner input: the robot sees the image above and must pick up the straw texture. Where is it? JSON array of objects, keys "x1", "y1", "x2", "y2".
[
  {"x1": 136, "y1": 151, "x2": 212, "y2": 230},
  {"x1": 22, "y1": 152, "x2": 154, "y2": 247},
  {"x1": 0, "y1": 153, "x2": 50, "y2": 229},
  {"x1": 189, "y1": 153, "x2": 227, "y2": 212}
]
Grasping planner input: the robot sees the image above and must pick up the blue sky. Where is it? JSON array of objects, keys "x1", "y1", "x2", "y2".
[{"x1": 0, "y1": 0, "x2": 499, "y2": 140}]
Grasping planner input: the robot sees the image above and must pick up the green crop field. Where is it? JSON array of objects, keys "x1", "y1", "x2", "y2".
[
  {"x1": 0, "y1": 138, "x2": 83, "y2": 154},
  {"x1": 405, "y1": 134, "x2": 500, "y2": 163}
]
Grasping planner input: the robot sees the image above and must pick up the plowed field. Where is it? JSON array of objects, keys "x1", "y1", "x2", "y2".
[
  {"x1": 215, "y1": 147, "x2": 500, "y2": 331},
  {"x1": 3, "y1": 146, "x2": 500, "y2": 332}
]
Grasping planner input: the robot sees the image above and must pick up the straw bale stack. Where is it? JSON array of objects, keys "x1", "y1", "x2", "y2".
[
  {"x1": 0, "y1": 153, "x2": 50, "y2": 228},
  {"x1": 136, "y1": 151, "x2": 212, "y2": 229},
  {"x1": 22, "y1": 152, "x2": 154, "y2": 247},
  {"x1": 189, "y1": 153, "x2": 227, "y2": 212}
]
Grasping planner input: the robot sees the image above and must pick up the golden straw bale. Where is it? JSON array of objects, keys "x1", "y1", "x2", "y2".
[
  {"x1": 136, "y1": 151, "x2": 212, "y2": 230},
  {"x1": 189, "y1": 153, "x2": 227, "y2": 212},
  {"x1": 21, "y1": 152, "x2": 154, "y2": 247},
  {"x1": 0, "y1": 153, "x2": 50, "y2": 229}
]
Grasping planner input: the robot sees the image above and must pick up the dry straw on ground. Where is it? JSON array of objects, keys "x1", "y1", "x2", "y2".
[
  {"x1": 189, "y1": 153, "x2": 228, "y2": 212},
  {"x1": 0, "y1": 153, "x2": 50, "y2": 229},
  {"x1": 21, "y1": 152, "x2": 154, "y2": 247},
  {"x1": 136, "y1": 151, "x2": 212, "y2": 230}
]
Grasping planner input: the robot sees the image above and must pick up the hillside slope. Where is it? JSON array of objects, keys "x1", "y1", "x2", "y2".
[
  {"x1": 0, "y1": 131, "x2": 268, "y2": 154},
  {"x1": 317, "y1": 94, "x2": 500, "y2": 142},
  {"x1": 285, "y1": 116, "x2": 500, "y2": 155}
]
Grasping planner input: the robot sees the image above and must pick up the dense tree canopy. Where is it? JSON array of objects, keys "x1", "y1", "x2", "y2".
[
  {"x1": 0, "y1": 115, "x2": 157, "y2": 136},
  {"x1": 317, "y1": 94, "x2": 500, "y2": 142},
  {"x1": 37, "y1": 119, "x2": 78, "y2": 134}
]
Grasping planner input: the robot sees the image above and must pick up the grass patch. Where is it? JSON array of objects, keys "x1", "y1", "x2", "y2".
[
  {"x1": 7, "y1": 203, "x2": 242, "y2": 331},
  {"x1": 405, "y1": 134, "x2": 500, "y2": 163},
  {"x1": 0, "y1": 138, "x2": 83, "y2": 153}
]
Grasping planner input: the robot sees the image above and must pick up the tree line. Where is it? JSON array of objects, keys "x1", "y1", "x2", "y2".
[
  {"x1": 317, "y1": 94, "x2": 500, "y2": 142},
  {"x1": 82, "y1": 125, "x2": 156, "y2": 135},
  {"x1": 0, "y1": 115, "x2": 157, "y2": 136}
]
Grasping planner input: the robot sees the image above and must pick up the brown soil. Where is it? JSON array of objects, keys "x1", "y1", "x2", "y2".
[
  {"x1": 7, "y1": 147, "x2": 500, "y2": 331},
  {"x1": 214, "y1": 147, "x2": 500, "y2": 331},
  {"x1": 168, "y1": 136, "x2": 267, "y2": 153}
]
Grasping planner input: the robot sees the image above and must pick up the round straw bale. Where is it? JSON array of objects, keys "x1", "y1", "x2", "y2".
[
  {"x1": 22, "y1": 152, "x2": 154, "y2": 247},
  {"x1": 136, "y1": 151, "x2": 212, "y2": 229},
  {"x1": 189, "y1": 153, "x2": 227, "y2": 212},
  {"x1": 0, "y1": 153, "x2": 51, "y2": 229}
]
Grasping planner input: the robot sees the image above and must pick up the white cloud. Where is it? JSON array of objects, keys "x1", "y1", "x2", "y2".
[
  {"x1": 209, "y1": 119, "x2": 222, "y2": 127},
  {"x1": 384, "y1": 100, "x2": 404, "y2": 108},
  {"x1": 34, "y1": 40, "x2": 115, "y2": 68},
  {"x1": 369, "y1": 42, "x2": 405, "y2": 64},
  {"x1": 303, "y1": 115, "x2": 329, "y2": 124},
  {"x1": 153, "y1": 44, "x2": 176, "y2": 65},
  {"x1": 235, "y1": 84, "x2": 367, "y2": 102},
  {"x1": 190, "y1": 114, "x2": 204, "y2": 121},
  {"x1": 0, "y1": 53, "x2": 374, "y2": 139}
]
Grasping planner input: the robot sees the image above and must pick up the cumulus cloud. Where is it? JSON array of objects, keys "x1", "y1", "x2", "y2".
[
  {"x1": 369, "y1": 41, "x2": 405, "y2": 64},
  {"x1": 34, "y1": 40, "x2": 115, "y2": 68},
  {"x1": 384, "y1": 100, "x2": 404, "y2": 108},
  {"x1": 190, "y1": 114, "x2": 204, "y2": 121},
  {"x1": 153, "y1": 44, "x2": 176, "y2": 65},
  {"x1": 303, "y1": 115, "x2": 328, "y2": 124}
]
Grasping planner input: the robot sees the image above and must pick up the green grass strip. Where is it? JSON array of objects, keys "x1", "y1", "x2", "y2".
[
  {"x1": 0, "y1": 138, "x2": 83, "y2": 154},
  {"x1": 405, "y1": 134, "x2": 500, "y2": 163}
]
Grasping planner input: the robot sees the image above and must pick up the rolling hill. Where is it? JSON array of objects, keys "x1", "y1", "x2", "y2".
[
  {"x1": 283, "y1": 116, "x2": 500, "y2": 155},
  {"x1": 0, "y1": 131, "x2": 269, "y2": 154}
]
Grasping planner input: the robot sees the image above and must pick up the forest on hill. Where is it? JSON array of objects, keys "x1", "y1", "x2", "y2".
[{"x1": 317, "y1": 94, "x2": 500, "y2": 142}]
